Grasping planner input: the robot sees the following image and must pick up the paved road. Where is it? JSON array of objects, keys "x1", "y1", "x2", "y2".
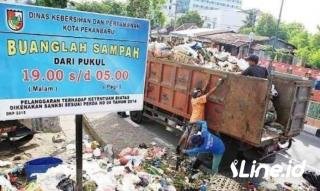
[
  {"x1": 84, "y1": 113, "x2": 180, "y2": 154},
  {"x1": 276, "y1": 131, "x2": 320, "y2": 172}
]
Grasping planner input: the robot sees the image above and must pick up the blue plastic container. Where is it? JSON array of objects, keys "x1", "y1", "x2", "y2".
[{"x1": 25, "y1": 157, "x2": 62, "y2": 180}]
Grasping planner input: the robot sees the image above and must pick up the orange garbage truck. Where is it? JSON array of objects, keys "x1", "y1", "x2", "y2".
[{"x1": 129, "y1": 54, "x2": 312, "y2": 164}]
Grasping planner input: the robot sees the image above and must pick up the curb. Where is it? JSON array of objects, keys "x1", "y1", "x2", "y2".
[
  {"x1": 304, "y1": 125, "x2": 320, "y2": 138},
  {"x1": 83, "y1": 115, "x2": 107, "y2": 146}
]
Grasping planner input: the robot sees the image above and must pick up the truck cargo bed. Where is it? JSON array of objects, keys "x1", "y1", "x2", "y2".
[{"x1": 144, "y1": 55, "x2": 312, "y2": 147}]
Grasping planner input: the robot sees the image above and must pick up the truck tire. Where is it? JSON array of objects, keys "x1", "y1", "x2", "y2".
[
  {"x1": 130, "y1": 111, "x2": 143, "y2": 124},
  {"x1": 243, "y1": 149, "x2": 277, "y2": 164},
  {"x1": 259, "y1": 154, "x2": 276, "y2": 163},
  {"x1": 219, "y1": 136, "x2": 241, "y2": 171}
]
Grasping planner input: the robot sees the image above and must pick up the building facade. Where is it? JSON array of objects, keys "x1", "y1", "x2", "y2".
[
  {"x1": 177, "y1": 0, "x2": 242, "y2": 13},
  {"x1": 199, "y1": 9, "x2": 246, "y2": 31},
  {"x1": 162, "y1": 0, "x2": 178, "y2": 20}
]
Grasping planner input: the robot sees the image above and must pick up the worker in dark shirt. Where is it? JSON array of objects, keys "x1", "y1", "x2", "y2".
[{"x1": 242, "y1": 55, "x2": 269, "y2": 78}]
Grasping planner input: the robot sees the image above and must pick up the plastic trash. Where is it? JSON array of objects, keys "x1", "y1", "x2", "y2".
[
  {"x1": 237, "y1": 59, "x2": 249, "y2": 71},
  {"x1": 25, "y1": 157, "x2": 63, "y2": 180},
  {"x1": 0, "y1": 175, "x2": 17, "y2": 191},
  {"x1": 0, "y1": 160, "x2": 12, "y2": 167}
]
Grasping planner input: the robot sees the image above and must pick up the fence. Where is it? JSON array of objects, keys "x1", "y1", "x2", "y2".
[{"x1": 307, "y1": 101, "x2": 320, "y2": 120}]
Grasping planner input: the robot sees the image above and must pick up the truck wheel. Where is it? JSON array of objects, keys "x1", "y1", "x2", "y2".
[
  {"x1": 243, "y1": 149, "x2": 277, "y2": 164},
  {"x1": 219, "y1": 137, "x2": 241, "y2": 171},
  {"x1": 259, "y1": 154, "x2": 276, "y2": 163},
  {"x1": 130, "y1": 111, "x2": 143, "y2": 124}
]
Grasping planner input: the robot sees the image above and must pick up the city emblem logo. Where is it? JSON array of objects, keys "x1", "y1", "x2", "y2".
[{"x1": 7, "y1": 9, "x2": 24, "y2": 31}]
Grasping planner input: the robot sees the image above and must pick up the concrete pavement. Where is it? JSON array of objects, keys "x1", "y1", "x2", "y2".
[
  {"x1": 84, "y1": 112, "x2": 178, "y2": 154},
  {"x1": 304, "y1": 124, "x2": 320, "y2": 138}
]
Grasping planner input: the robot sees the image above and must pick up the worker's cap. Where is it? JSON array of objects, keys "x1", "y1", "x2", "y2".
[
  {"x1": 245, "y1": 55, "x2": 259, "y2": 64},
  {"x1": 190, "y1": 134, "x2": 203, "y2": 146},
  {"x1": 192, "y1": 89, "x2": 202, "y2": 98}
]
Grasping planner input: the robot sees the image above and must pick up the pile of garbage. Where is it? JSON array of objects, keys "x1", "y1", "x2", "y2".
[
  {"x1": 148, "y1": 41, "x2": 249, "y2": 73},
  {"x1": 1, "y1": 137, "x2": 318, "y2": 191},
  {"x1": 0, "y1": 139, "x2": 181, "y2": 191}
]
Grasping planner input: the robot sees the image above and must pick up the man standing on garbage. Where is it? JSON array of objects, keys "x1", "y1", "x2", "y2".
[
  {"x1": 242, "y1": 55, "x2": 269, "y2": 79},
  {"x1": 176, "y1": 79, "x2": 223, "y2": 153},
  {"x1": 182, "y1": 121, "x2": 225, "y2": 174}
]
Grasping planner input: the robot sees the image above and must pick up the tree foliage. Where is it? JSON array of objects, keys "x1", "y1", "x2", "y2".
[
  {"x1": 35, "y1": 0, "x2": 67, "y2": 8},
  {"x1": 75, "y1": 1, "x2": 126, "y2": 15},
  {"x1": 243, "y1": 9, "x2": 259, "y2": 28},
  {"x1": 126, "y1": 0, "x2": 151, "y2": 18},
  {"x1": 239, "y1": 11, "x2": 320, "y2": 68},
  {"x1": 74, "y1": 0, "x2": 166, "y2": 28},
  {"x1": 126, "y1": 0, "x2": 166, "y2": 28},
  {"x1": 255, "y1": 13, "x2": 277, "y2": 37},
  {"x1": 176, "y1": 11, "x2": 204, "y2": 27},
  {"x1": 239, "y1": 27, "x2": 253, "y2": 34}
]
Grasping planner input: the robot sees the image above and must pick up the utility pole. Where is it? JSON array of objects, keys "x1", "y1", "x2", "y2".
[
  {"x1": 268, "y1": 0, "x2": 285, "y2": 74},
  {"x1": 173, "y1": 1, "x2": 178, "y2": 30},
  {"x1": 273, "y1": 0, "x2": 285, "y2": 50}
]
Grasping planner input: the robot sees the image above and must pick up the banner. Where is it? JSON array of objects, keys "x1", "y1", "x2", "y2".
[{"x1": 0, "y1": 3, "x2": 149, "y2": 120}]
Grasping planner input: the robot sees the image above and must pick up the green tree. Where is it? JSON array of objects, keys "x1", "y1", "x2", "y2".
[
  {"x1": 35, "y1": 0, "x2": 67, "y2": 8},
  {"x1": 149, "y1": 0, "x2": 166, "y2": 28},
  {"x1": 76, "y1": 1, "x2": 126, "y2": 15},
  {"x1": 309, "y1": 50, "x2": 320, "y2": 68},
  {"x1": 310, "y1": 32, "x2": 320, "y2": 50},
  {"x1": 126, "y1": 0, "x2": 150, "y2": 18},
  {"x1": 289, "y1": 31, "x2": 310, "y2": 49},
  {"x1": 283, "y1": 22, "x2": 305, "y2": 38},
  {"x1": 239, "y1": 27, "x2": 253, "y2": 34},
  {"x1": 176, "y1": 11, "x2": 204, "y2": 27},
  {"x1": 255, "y1": 13, "x2": 277, "y2": 37},
  {"x1": 126, "y1": 0, "x2": 166, "y2": 28},
  {"x1": 242, "y1": 9, "x2": 259, "y2": 28}
]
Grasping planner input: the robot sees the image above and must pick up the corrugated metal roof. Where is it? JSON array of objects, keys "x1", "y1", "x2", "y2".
[
  {"x1": 170, "y1": 28, "x2": 234, "y2": 38},
  {"x1": 198, "y1": 33, "x2": 269, "y2": 47},
  {"x1": 175, "y1": 23, "x2": 199, "y2": 31}
]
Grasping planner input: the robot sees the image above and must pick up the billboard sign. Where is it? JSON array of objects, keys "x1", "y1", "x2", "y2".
[{"x1": 0, "y1": 3, "x2": 149, "y2": 120}]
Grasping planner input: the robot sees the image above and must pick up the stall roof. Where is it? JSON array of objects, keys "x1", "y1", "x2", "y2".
[
  {"x1": 175, "y1": 23, "x2": 199, "y2": 31},
  {"x1": 198, "y1": 33, "x2": 269, "y2": 47}
]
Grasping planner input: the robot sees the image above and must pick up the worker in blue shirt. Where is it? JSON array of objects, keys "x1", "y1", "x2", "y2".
[{"x1": 182, "y1": 121, "x2": 225, "y2": 174}]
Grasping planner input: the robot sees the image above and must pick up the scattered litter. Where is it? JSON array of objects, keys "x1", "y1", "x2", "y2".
[
  {"x1": 0, "y1": 175, "x2": 17, "y2": 191},
  {"x1": 303, "y1": 171, "x2": 320, "y2": 190},
  {"x1": 52, "y1": 134, "x2": 65, "y2": 143},
  {"x1": 0, "y1": 160, "x2": 12, "y2": 168},
  {"x1": 12, "y1": 156, "x2": 22, "y2": 161}
]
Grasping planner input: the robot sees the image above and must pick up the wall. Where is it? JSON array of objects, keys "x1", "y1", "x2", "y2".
[
  {"x1": 188, "y1": 0, "x2": 241, "y2": 11},
  {"x1": 198, "y1": 9, "x2": 246, "y2": 31},
  {"x1": 163, "y1": 0, "x2": 177, "y2": 22}
]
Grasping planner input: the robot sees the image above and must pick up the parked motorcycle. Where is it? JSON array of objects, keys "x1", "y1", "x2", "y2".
[{"x1": 0, "y1": 120, "x2": 34, "y2": 152}]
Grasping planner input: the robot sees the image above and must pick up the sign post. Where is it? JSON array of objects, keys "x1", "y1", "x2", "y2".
[
  {"x1": 0, "y1": 3, "x2": 149, "y2": 190},
  {"x1": 75, "y1": 115, "x2": 83, "y2": 190}
]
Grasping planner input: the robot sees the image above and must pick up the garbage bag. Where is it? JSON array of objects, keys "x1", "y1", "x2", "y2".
[
  {"x1": 265, "y1": 101, "x2": 277, "y2": 124},
  {"x1": 173, "y1": 45, "x2": 197, "y2": 58},
  {"x1": 0, "y1": 176, "x2": 17, "y2": 191},
  {"x1": 56, "y1": 175, "x2": 75, "y2": 191},
  {"x1": 237, "y1": 59, "x2": 249, "y2": 71},
  {"x1": 83, "y1": 180, "x2": 98, "y2": 191},
  {"x1": 302, "y1": 171, "x2": 320, "y2": 190}
]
